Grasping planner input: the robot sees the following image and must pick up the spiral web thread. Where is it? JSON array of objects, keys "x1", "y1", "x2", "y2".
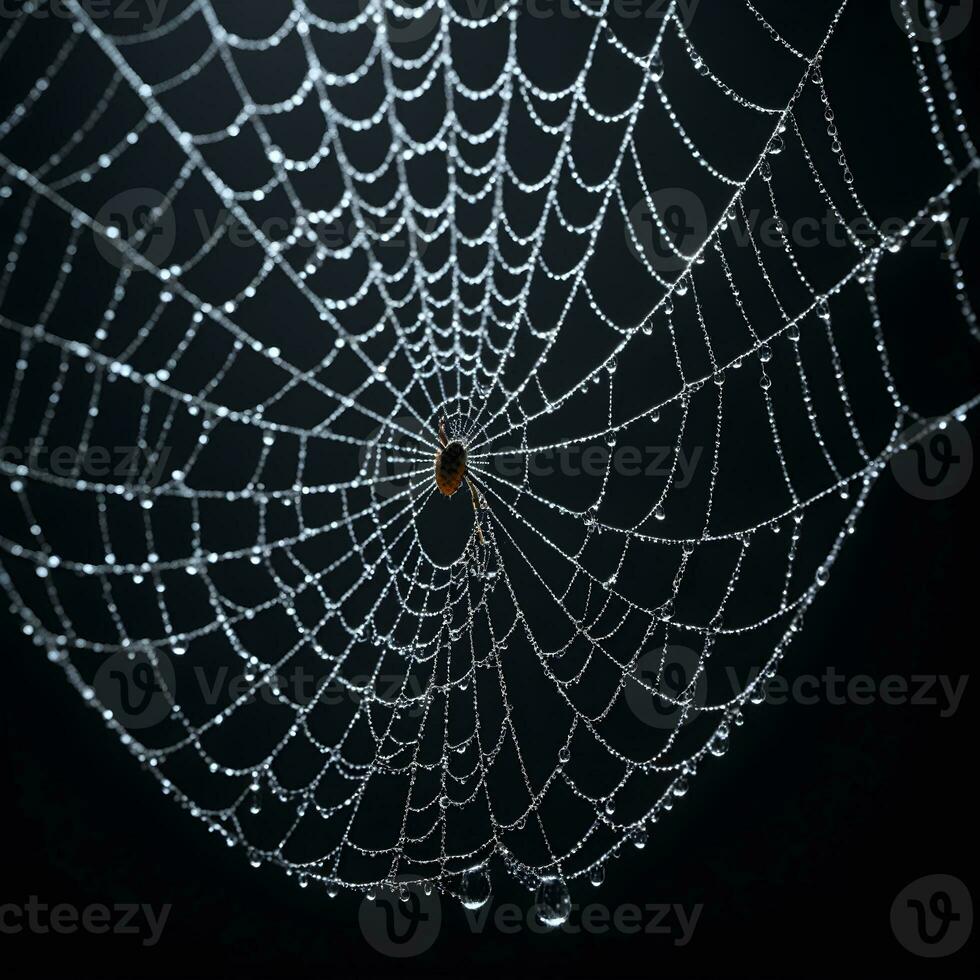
[{"x1": 0, "y1": 0, "x2": 977, "y2": 907}]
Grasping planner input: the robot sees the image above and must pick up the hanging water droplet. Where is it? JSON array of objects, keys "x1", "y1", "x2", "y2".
[
  {"x1": 816, "y1": 566, "x2": 830, "y2": 587},
  {"x1": 590, "y1": 865, "x2": 605, "y2": 887},
  {"x1": 769, "y1": 133, "x2": 785, "y2": 156},
  {"x1": 630, "y1": 826, "x2": 648, "y2": 849},
  {"x1": 650, "y1": 51, "x2": 664, "y2": 83},
  {"x1": 460, "y1": 867, "x2": 492, "y2": 910},
  {"x1": 929, "y1": 197, "x2": 950, "y2": 224},
  {"x1": 758, "y1": 342, "x2": 772, "y2": 363},
  {"x1": 654, "y1": 505, "x2": 666, "y2": 521},
  {"x1": 787, "y1": 322, "x2": 801, "y2": 343},
  {"x1": 534, "y1": 876, "x2": 571, "y2": 928}
]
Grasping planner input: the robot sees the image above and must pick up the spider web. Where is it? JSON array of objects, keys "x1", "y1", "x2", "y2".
[{"x1": 0, "y1": 0, "x2": 977, "y2": 913}]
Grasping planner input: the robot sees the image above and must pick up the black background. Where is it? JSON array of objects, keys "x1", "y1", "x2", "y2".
[{"x1": 1, "y1": 1, "x2": 977, "y2": 977}]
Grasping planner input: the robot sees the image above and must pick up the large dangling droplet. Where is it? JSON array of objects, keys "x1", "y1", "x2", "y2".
[
  {"x1": 534, "y1": 875, "x2": 572, "y2": 928},
  {"x1": 460, "y1": 867, "x2": 492, "y2": 910}
]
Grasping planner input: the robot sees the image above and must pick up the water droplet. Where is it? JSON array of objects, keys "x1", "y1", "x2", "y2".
[
  {"x1": 460, "y1": 867, "x2": 492, "y2": 910},
  {"x1": 590, "y1": 865, "x2": 605, "y2": 887},
  {"x1": 650, "y1": 51, "x2": 664, "y2": 83},
  {"x1": 534, "y1": 876, "x2": 571, "y2": 928},
  {"x1": 929, "y1": 198, "x2": 950, "y2": 224}
]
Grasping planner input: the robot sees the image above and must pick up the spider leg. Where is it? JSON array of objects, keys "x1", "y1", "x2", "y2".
[
  {"x1": 465, "y1": 474, "x2": 485, "y2": 545},
  {"x1": 437, "y1": 417, "x2": 448, "y2": 448}
]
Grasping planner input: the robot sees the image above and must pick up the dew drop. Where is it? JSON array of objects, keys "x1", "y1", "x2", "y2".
[
  {"x1": 534, "y1": 876, "x2": 571, "y2": 928},
  {"x1": 460, "y1": 867, "x2": 492, "y2": 910}
]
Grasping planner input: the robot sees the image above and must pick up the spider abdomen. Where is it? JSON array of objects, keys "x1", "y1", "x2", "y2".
[{"x1": 435, "y1": 441, "x2": 467, "y2": 496}]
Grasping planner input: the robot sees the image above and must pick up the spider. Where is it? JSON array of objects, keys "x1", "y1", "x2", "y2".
[{"x1": 434, "y1": 417, "x2": 485, "y2": 545}]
